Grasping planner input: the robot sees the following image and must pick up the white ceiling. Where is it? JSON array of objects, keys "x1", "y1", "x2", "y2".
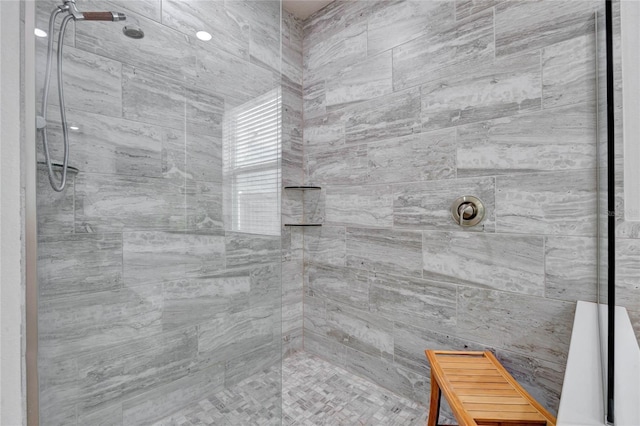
[{"x1": 283, "y1": 0, "x2": 335, "y2": 20}]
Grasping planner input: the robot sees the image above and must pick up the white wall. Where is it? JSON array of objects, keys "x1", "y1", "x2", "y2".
[{"x1": 0, "y1": 0, "x2": 26, "y2": 425}]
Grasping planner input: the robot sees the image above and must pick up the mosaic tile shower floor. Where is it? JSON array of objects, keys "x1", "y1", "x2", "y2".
[{"x1": 162, "y1": 352, "x2": 428, "y2": 425}]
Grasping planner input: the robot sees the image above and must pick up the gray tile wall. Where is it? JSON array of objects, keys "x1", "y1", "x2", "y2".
[
  {"x1": 35, "y1": 0, "x2": 283, "y2": 424},
  {"x1": 302, "y1": 0, "x2": 602, "y2": 414},
  {"x1": 281, "y1": 9, "x2": 305, "y2": 356}
]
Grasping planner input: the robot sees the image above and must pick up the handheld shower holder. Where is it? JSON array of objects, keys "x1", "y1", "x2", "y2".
[{"x1": 61, "y1": 0, "x2": 126, "y2": 22}]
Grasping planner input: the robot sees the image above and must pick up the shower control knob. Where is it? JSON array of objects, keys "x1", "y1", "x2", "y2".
[
  {"x1": 458, "y1": 202, "x2": 476, "y2": 224},
  {"x1": 451, "y1": 196, "x2": 485, "y2": 227}
]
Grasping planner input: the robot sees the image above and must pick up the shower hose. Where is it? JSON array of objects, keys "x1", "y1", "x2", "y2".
[{"x1": 39, "y1": 7, "x2": 74, "y2": 192}]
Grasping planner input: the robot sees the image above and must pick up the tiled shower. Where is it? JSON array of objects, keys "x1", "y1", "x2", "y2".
[{"x1": 32, "y1": 0, "x2": 639, "y2": 424}]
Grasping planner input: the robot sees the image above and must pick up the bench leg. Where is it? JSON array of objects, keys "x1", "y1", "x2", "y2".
[{"x1": 427, "y1": 371, "x2": 441, "y2": 426}]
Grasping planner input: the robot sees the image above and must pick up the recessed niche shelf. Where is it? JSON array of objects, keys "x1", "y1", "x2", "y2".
[{"x1": 283, "y1": 186, "x2": 322, "y2": 190}]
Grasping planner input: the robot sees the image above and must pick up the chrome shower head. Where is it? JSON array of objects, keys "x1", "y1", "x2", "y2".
[{"x1": 122, "y1": 26, "x2": 144, "y2": 39}]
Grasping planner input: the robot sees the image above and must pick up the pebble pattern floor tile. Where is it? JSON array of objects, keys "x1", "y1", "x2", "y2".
[{"x1": 159, "y1": 351, "x2": 428, "y2": 425}]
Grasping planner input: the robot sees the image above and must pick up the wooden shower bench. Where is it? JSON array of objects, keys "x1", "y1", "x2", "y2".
[{"x1": 425, "y1": 350, "x2": 556, "y2": 426}]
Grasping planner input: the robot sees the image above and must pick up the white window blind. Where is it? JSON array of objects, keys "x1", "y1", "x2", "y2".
[{"x1": 223, "y1": 89, "x2": 281, "y2": 236}]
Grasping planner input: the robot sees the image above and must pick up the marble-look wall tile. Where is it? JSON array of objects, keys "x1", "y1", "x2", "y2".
[
  {"x1": 345, "y1": 347, "x2": 428, "y2": 405},
  {"x1": 457, "y1": 287, "x2": 575, "y2": 364},
  {"x1": 495, "y1": 170, "x2": 597, "y2": 236},
  {"x1": 393, "y1": 177, "x2": 496, "y2": 232},
  {"x1": 76, "y1": 3, "x2": 196, "y2": 81},
  {"x1": 162, "y1": 275, "x2": 250, "y2": 330},
  {"x1": 326, "y1": 301, "x2": 393, "y2": 359},
  {"x1": 303, "y1": 295, "x2": 328, "y2": 336},
  {"x1": 123, "y1": 231, "x2": 225, "y2": 286},
  {"x1": 282, "y1": 329, "x2": 303, "y2": 358},
  {"x1": 38, "y1": 356, "x2": 79, "y2": 426},
  {"x1": 77, "y1": 403, "x2": 123, "y2": 426},
  {"x1": 304, "y1": 226, "x2": 346, "y2": 267},
  {"x1": 39, "y1": 284, "x2": 163, "y2": 358},
  {"x1": 47, "y1": 109, "x2": 174, "y2": 178},
  {"x1": 75, "y1": 173, "x2": 186, "y2": 232},
  {"x1": 122, "y1": 65, "x2": 185, "y2": 131},
  {"x1": 304, "y1": 23, "x2": 367, "y2": 85},
  {"x1": 345, "y1": 87, "x2": 421, "y2": 144},
  {"x1": 367, "y1": 0, "x2": 455, "y2": 56},
  {"x1": 282, "y1": 44, "x2": 303, "y2": 89},
  {"x1": 457, "y1": 103, "x2": 596, "y2": 177},
  {"x1": 185, "y1": 180, "x2": 223, "y2": 230},
  {"x1": 194, "y1": 44, "x2": 276, "y2": 106},
  {"x1": 370, "y1": 272, "x2": 457, "y2": 333},
  {"x1": 455, "y1": 0, "x2": 502, "y2": 21},
  {"x1": 224, "y1": 343, "x2": 281, "y2": 387},
  {"x1": 495, "y1": 0, "x2": 596, "y2": 57},
  {"x1": 198, "y1": 305, "x2": 275, "y2": 363},
  {"x1": 325, "y1": 51, "x2": 393, "y2": 109},
  {"x1": 543, "y1": 33, "x2": 596, "y2": 109},
  {"x1": 303, "y1": 110, "x2": 346, "y2": 153},
  {"x1": 282, "y1": 226, "x2": 304, "y2": 262},
  {"x1": 185, "y1": 130, "x2": 221, "y2": 184},
  {"x1": 161, "y1": 0, "x2": 250, "y2": 60},
  {"x1": 249, "y1": 263, "x2": 282, "y2": 310},
  {"x1": 38, "y1": 233, "x2": 122, "y2": 300},
  {"x1": 367, "y1": 130, "x2": 456, "y2": 184},
  {"x1": 220, "y1": 0, "x2": 279, "y2": 73},
  {"x1": 77, "y1": 327, "x2": 197, "y2": 415},
  {"x1": 186, "y1": 87, "x2": 225, "y2": 138},
  {"x1": 306, "y1": 144, "x2": 368, "y2": 186},
  {"x1": 283, "y1": 9, "x2": 303, "y2": 56},
  {"x1": 393, "y1": 8, "x2": 494, "y2": 91},
  {"x1": 303, "y1": 187, "x2": 326, "y2": 225},
  {"x1": 304, "y1": 330, "x2": 346, "y2": 367},
  {"x1": 110, "y1": 0, "x2": 161, "y2": 22},
  {"x1": 282, "y1": 118, "x2": 303, "y2": 175},
  {"x1": 122, "y1": 363, "x2": 224, "y2": 425},
  {"x1": 422, "y1": 231, "x2": 545, "y2": 296},
  {"x1": 36, "y1": 44, "x2": 122, "y2": 117},
  {"x1": 545, "y1": 236, "x2": 597, "y2": 302},
  {"x1": 225, "y1": 232, "x2": 280, "y2": 269},
  {"x1": 325, "y1": 185, "x2": 393, "y2": 228},
  {"x1": 421, "y1": 52, "x2": 541, "y2": 131},
  {"x1": 307, "y1": 263, "x2": 369, "y2": 310},
  {"x1": 393, "y1": 321, "x2": 483, "y2": 375},
  {"x1": 346, "y1": 227, "x2": 423, "y2": 278},
  {"x1": 303, "y1": 80, "x2": 326, "y2": 120},
  {"x1": 282, "y1": 300, "x2": 303, "y2": 337},
  {"x1": 303, "y1": 0, "x2": 378, "y2": 49},
  {"x1": 36, "y1": 167, "x2": 75, "y2": 235}
]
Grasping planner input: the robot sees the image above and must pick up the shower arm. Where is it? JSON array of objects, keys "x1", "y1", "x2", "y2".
[{"x1": 62, "y1": 0, "x2": 126, "y2": 21}]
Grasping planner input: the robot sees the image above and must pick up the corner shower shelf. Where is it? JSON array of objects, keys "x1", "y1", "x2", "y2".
[
  {"x1": 283, "y1": 186, "x2": 322, "y2": 227},
  {"x1": 283, "y1": 186, "x2": 322, "y2": 190}
]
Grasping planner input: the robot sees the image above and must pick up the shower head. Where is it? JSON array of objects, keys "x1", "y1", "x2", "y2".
[{"x1": 122, "y1": 26, "x2": 144, "y2": 39}]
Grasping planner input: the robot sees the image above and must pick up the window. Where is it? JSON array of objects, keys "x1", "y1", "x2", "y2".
[{"x1": 223, "y1": 89, "x2": 281, "y2": 235}]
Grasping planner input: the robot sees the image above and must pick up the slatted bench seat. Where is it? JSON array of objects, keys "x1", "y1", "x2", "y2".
[{"x1": 425, "y1": 350, "x2": 556, "y2": 426}]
